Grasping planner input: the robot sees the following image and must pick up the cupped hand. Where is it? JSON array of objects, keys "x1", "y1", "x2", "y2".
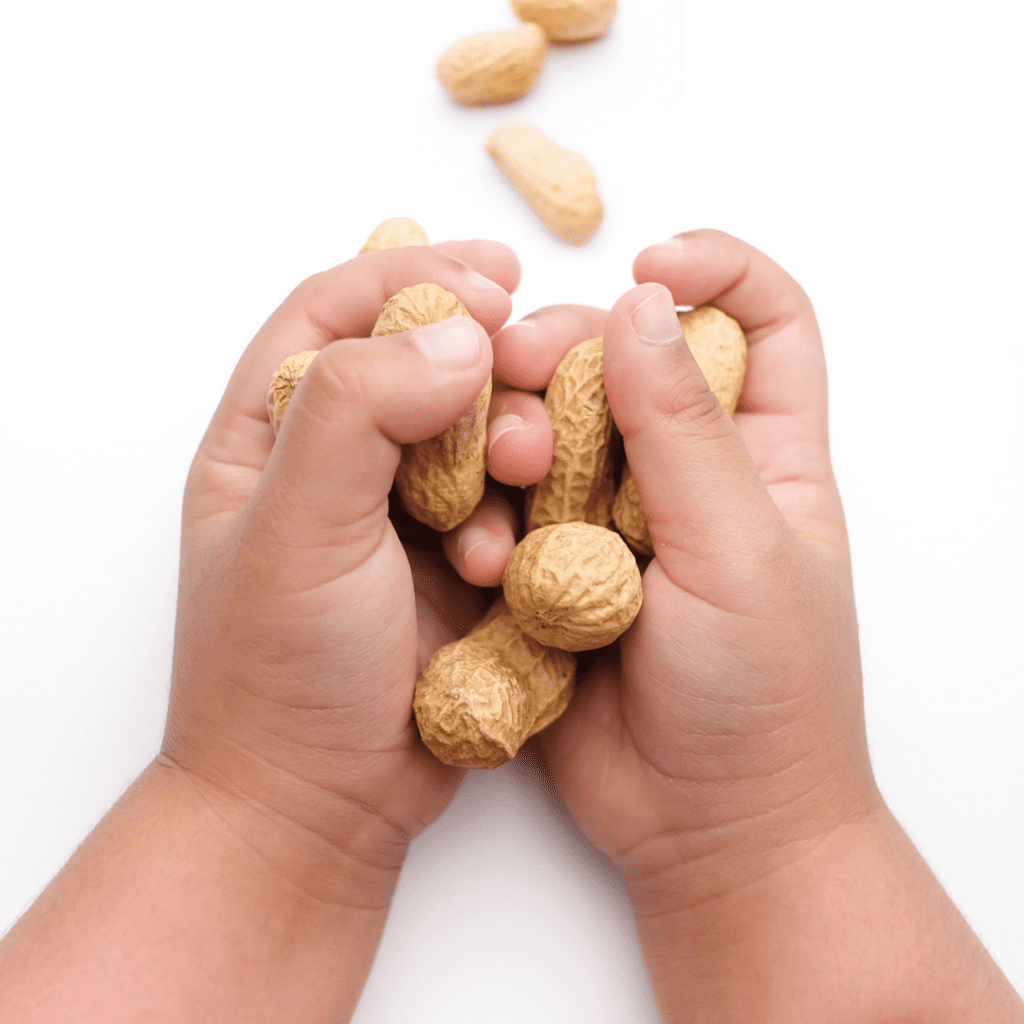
[
  {"x1": 162, "y1": 241, "x2": 519, "y2": 903},
  {"x1": 499, "y1": 231, "x2": 882, "y2": 899}
]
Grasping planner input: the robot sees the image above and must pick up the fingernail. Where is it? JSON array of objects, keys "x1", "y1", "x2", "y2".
[
  {"x1": 412, "y1": 316, "x2": 481, "y2": 370},
  {"x1": 631, "y1": 290, "x2": 683, "y2": 346},
  {"x1": 466, "y1": 270, "x2": 505, "y2": 294},
  {"x1": 488, "y1": 413, "x2": 527, "y2": 451},
  {"x1": 458, "y1": 525, "x2": 492, "y2": 560},
  {"x1": 655, "y1": 235, "x2": 686, "y2": 248}
]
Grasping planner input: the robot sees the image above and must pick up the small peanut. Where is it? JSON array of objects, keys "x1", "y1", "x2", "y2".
[
  {"x1": 436, "y1": 24, "x2": 547, "y2": 106},
  {"x1": 413, "y1": 604, "x2": 576, "y2": 768},
  {"x1": 267, "y1": 350, "x2": 319, "y2": 434},
  {"x1": 612, "y1": 305, "x2": 748, "y2": 555},
  {"x1": 359, "y1": 217, "x2": 429, "y2": 253},
  {"x1": 511, "y1": 0, "x2": 617, "y2": 41},
  {"x1": 525, "y1": 336, "x2": 615, "y2": 532},
  {"x1": 503, "y1": 521, "x2": 642, "y2": 652},
  {"x1": 485, "y1": 121, "x2": 603, "y2": 244},
  {"x1": 372, "y1": 283, "x2": 491, "y2": 532}
]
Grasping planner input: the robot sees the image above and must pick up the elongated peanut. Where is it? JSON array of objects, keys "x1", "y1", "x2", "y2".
[
  {"x1": 612, "y1": 306, "x2": 748, "y2": 555},
  {"x1": 359, "y1": 217, "x2": 429, "y2": 253},
  {"x1": 485, "y1": 122, "x2": 603, "y2": 244},
  {"x1": 372, "y1": 283, "x2": 490, "y2": 532},
  {"x1": 437, "y1": 24, "x2": 547, "y2": 106},
  {"x1": 267, "y1": 350, "x2": 319, "y2": 433},
  {"x1": 511, "y1": 0, "x2": 617, "y2": 41},
  {"x1": 525, "y1": 336, "x2": 615, "y2": 532},
  {"x1": 504, "y1": 521, "x2": 642, "y2": 652},
  {"x1": 414, "y1": 605, "x2": 576, "y2": 768}
]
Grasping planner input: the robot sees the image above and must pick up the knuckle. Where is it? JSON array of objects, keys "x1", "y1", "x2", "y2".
[{"x1": 658, "y1": 368, "x2": 731, "y2": 438}]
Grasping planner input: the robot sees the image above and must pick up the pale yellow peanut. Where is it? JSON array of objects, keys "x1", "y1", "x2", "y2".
[
  {"x1": 525, "y1": 336, "x2": 615, "y2": 532},
  {"x1": 358, "y1": 217, "x2": 429, "y2": 253},
  {"x1": 267, "y1": 350, "x2": 319, "y2": 434},
  {"x1": 503, "y1": 522, "x2": 642, "y2": 652},
  {"x1": 413, "y1": 606, "x2": 576, "y2": 768},
  {"x1": 485, "y1": 122, "x2": 603, "y2": 244},
  {"x1": 437, "y1": 24, "x2": 547, "y2": 106},
  {"x1": 372, "y1": 283, "x2": 491, "y2": 532},
  {"x1": 510, "y1": 0, "x2": 617, "y2": 41}
]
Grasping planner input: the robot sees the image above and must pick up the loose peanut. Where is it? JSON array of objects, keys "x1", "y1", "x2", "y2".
[
  {"x1": 413, "y1": 604, "x2": 576, "y2": 768},
  {"x1": 267, "y1": 350, "x2": 319, "y2": 434},
  {"x1": 485, "y1": 121, "x2": 603, "y2": 244},
  {"x1": 612, "y1": 305, "x2": 748, "y2": 555},
  {"x1": 503, "y1": 521, "x2": 642, "y2": 652},
  {"x1": 372, "y1": 283, "x2": 491, "y2": 532},
  {"x1": 436, "y1": 24, "x2": 547, "y2": 106},
  {"x1": 511, "y1": 0, "x2": 617, "y2": 41},
  {"x1": 525, "y1": 336, "x2": 615, "y2": 532},
  {"x1": 359, "y1": 217, "x2": 429, "y2": 253}
]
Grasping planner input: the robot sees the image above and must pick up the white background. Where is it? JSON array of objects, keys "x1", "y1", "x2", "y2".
[{"x1": 1, "y1": 0, "x2": 1022, "y2": 1018}]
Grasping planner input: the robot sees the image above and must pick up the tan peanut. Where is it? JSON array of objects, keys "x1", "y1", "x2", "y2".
[
  {"x1": 526, "y1": 336, "x2": 615, "y2": 532},
  {"x1": 413, "y1": 604, "x2": 576, "y2": 768},
  {"x1": 372, "y1": 283, "x2": 491, "y2": 532},
  {"x1": 437, "y1": 24, "x2": 547, "y2": 106},
  {"x1": 267, "y1": 350, "x2": 319, "y2": 434},
  {"x1": 511, "y1": 0, "x2": 617, "y2": 41},
  {"x1": 503, "y1": 521, "x2": 642, "y2": 652},
  {"x1": 359, "y1": 217, "x2": 429, "y2": 253},
  {"x1": 485, "y1": 122, "x2": 603, "y2": 244},
  {"x1": 612, "y1": 305, "x2": 748, "y2": 556}
]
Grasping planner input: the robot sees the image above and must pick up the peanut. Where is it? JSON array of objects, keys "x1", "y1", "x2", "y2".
[
  {"x1": 359, "y1": 217, "x2": 429, "y2": 253},
  {"x1": 511, "y1": 0, "x2": 617, "y2": 41},
  {"x1": 612, "y1": 305, "x2": 748, "y2": 555},
  {"x1": 372, "y1": 283, "x2": 491, "y2": 532},
  {"x1": 267, "y1": 350, "x2": 319, "y2": 434},
  {"x1": 413, "y1": 603, "x2": 576, "y2": 768},
  {"x1": 436, "y1": 24, "x2": 547, "y2": 106},
  {"x1": 485, "y1": 122, "x2": 603, "y2": 244},
  {"x1": 503, "y1": 521, "x2": 642, "y2": 652},
  {"x1": 525, "y1": 336, "x2": 615, "y2": 532}
]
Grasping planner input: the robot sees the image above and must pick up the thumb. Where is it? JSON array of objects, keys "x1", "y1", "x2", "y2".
[
  {"x1": 603, "y1": 284, "x2": 790, "y2": 605},
  {"x1": 249, "y1": 315, "x2": 492, "y2": 567}
]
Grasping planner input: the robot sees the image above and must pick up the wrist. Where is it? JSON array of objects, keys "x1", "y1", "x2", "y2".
[{"x1": 623, "y1": 805, "x2": 1023, "y2": 1024}]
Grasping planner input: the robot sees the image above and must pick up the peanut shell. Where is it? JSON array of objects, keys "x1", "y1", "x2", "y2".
[
  {"x1": 437, "y1": 24, "x2": 547, "y2": 106},
  {"x1": 485, "y1": 121, "x2": 603, "y2": 244},
  {"x1": 267, "y1": 350, "x2": 319, "y2": 433},
  {"x1": 414, "y1": 607, "x2": 576, "y2": 768},
  {"x1": 503, "y1": 522, "x2": 642, "y2": 652},
  {"x1": 359, "y1": 217, "x2": 429, "y2": 253},
  {"x1": 612, "y1": 305, "x2": 748, "y2": 552},
  {"x1": 511, "y1": 0, "x2": 617, "y2": 41},
  {"x1": 526, "y1": 336, "x2": 615, "y2": 532},
  {"x1": 372, "y1": 283, "x2": 490, "y2": 532}
]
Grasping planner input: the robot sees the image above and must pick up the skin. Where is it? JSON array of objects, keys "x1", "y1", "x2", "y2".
[{"x1": 1, "y1": 232, "x2": 1020, "y2": 1023}]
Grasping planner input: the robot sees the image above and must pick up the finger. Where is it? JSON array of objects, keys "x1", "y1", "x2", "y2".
[
  {"x1": 491, "y1": 304, "x2": 608, "y2": 389},
  {"x1": 433, "y1": 239, "x2": 521, "y2": 295},
  {"x1": 442, "y1": 489, "x2": 518, "y2": 588},
  {"x1": 633, "y1": 229, "x2": 826, "y2": 428},
  {"x1": 486, "y1": 387, "x2": 553, "y2": 487},
  {"x1": 633, "y1": 229, "x2": 847, "y2": 565},
  {"x1": 248, "y1": 315, "x2": 492, "y2": 569},
  {"x1": 187, "y1": 244, "x2": 514, "y2": 527},
  {"x1": 604, "y1": 283, "x2": 793, "y2": 608}
]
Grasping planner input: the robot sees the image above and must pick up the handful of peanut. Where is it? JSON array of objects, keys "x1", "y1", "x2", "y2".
[{"x1": 267, "y1": 219, "x2": 747, "y2": 769}]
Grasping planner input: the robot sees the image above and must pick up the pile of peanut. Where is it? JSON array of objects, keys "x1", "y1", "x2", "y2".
[
  {"x1": 436, "y1": 0, "x2": 615, "y2": 244},
  {"x1": 267, "y1": 218, "x2": 748, "y2": 769}
]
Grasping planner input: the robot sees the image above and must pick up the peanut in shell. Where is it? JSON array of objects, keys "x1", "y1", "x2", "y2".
[
  {"x1": 359, "y1": 217, "x2": 429, "y2": 253},
  {"x1": 503, "y1": 522, "x2": 642, "y2": 652},
  {"x1": 372, "y1": 283, "x2": 491, "y2": 532},
  {"x1": 525, "y1": 336, "x2": 615, "y2": 532},
  {"x1": 436, "y1": 24, "x2": 547, "y2": 106},
  {"x1": 413, "y1": 607, "x2": 577, "y2": 769},
  {"x1": 267, "y1": 350, "x2": 319, "y2": 433}
]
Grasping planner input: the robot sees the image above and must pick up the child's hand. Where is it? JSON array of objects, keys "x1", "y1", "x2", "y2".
[
  {"x1": 164, "y1": 241, "x2": 518, "y2": 903},
  {"x1": 525, "y1": 230, "x2": 877, "y2": 881}
]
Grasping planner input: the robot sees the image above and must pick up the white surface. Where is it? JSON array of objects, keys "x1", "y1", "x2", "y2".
[{"x1": 1, "y1": 0, "x2": 1022, "y2": 1016}]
